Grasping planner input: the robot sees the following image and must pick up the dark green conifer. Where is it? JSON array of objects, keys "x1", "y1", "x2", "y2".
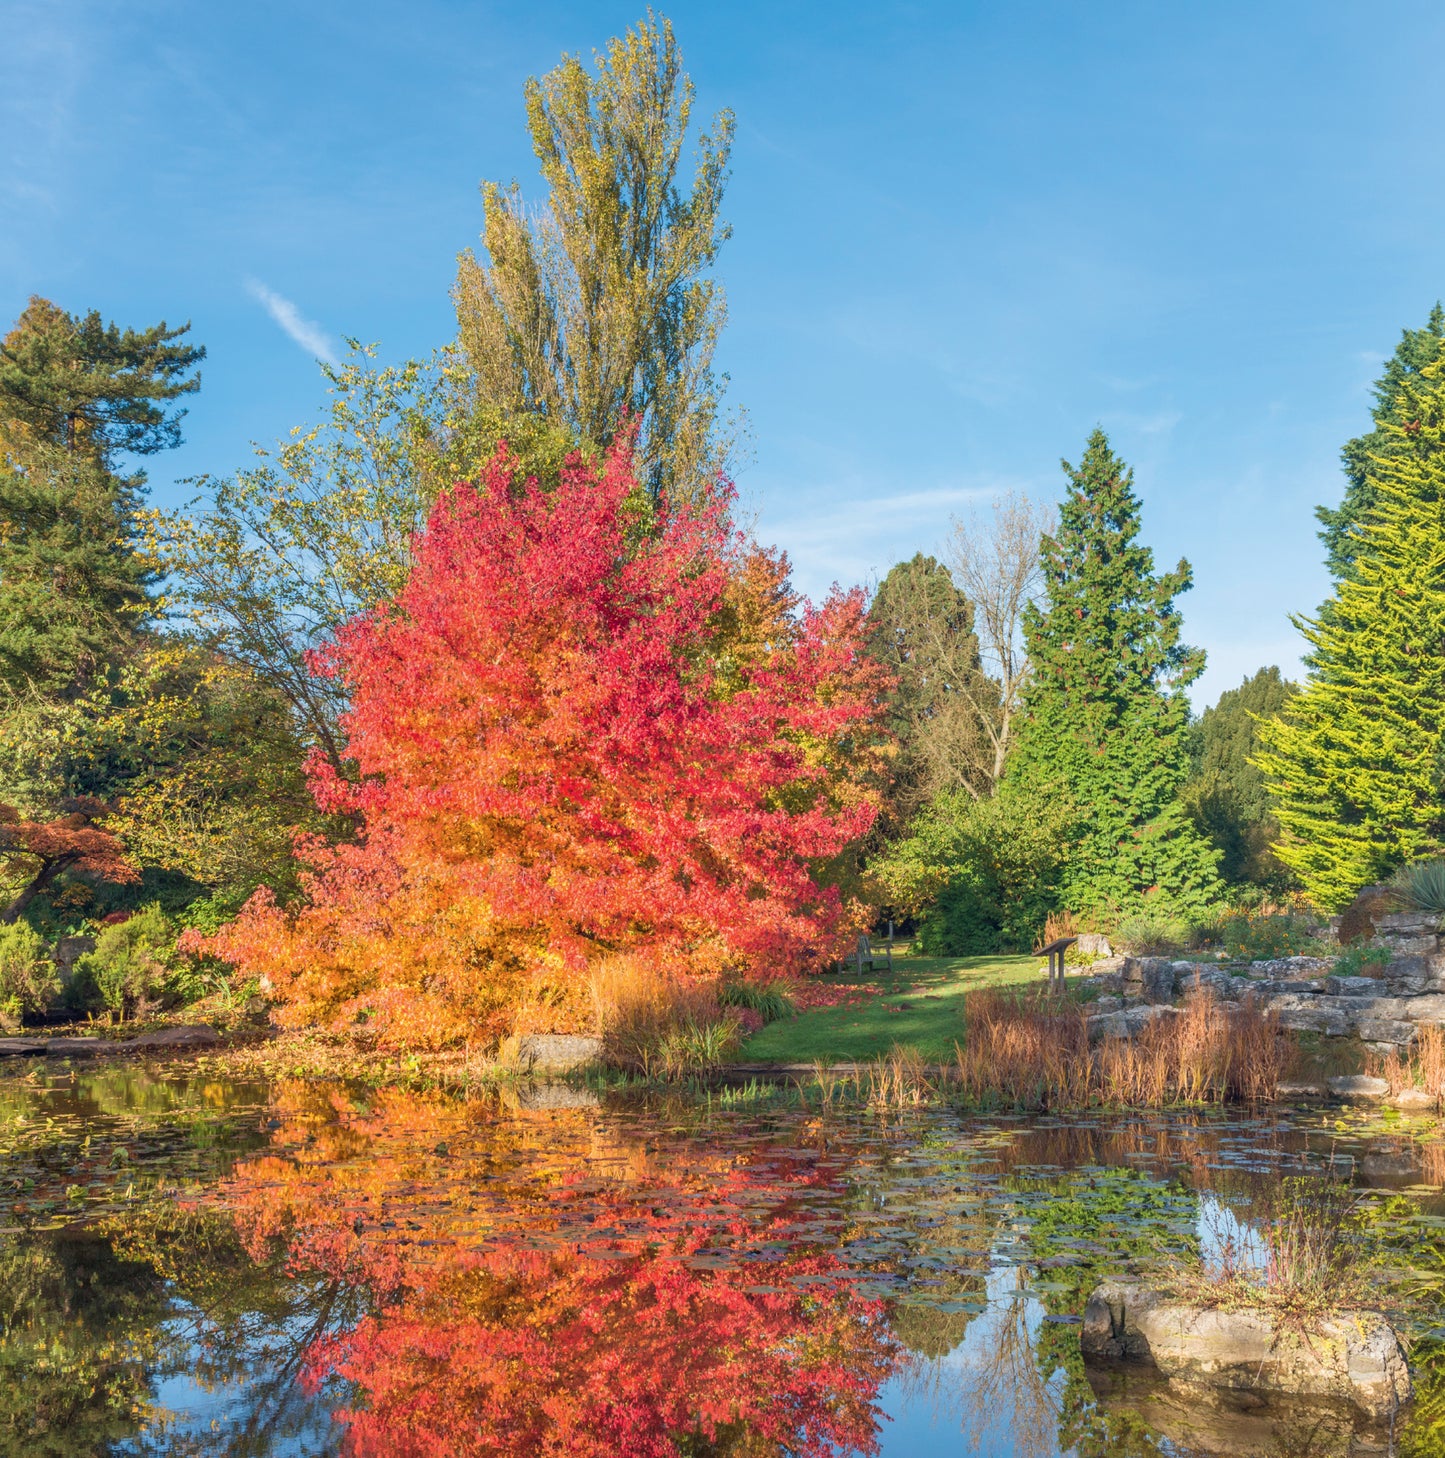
[
  {"x1": 0, "y1": 298, "x2": 202, "y2": 697},
  {"x1": 1183, "y1": 667, "x2": 1296, "y2": 889},
  {"x1": 1006, "y1": 429, "x2": 1220, "y2": 916}
]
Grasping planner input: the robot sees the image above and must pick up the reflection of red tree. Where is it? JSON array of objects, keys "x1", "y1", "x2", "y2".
[{"x1": 215, "y1": 1088, "x2": 897, "y2": 1457}]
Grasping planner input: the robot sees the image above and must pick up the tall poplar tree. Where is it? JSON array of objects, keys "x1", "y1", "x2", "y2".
[
  {"x1": 453, "y1": 12, "x2": 737, "y2": 504},
  {"x1": 1256, "y1": 347, "x2": 1445, "y2": 909},
  {"x1": 1006, "y1": 430, "x2": 1220, "y2": 917}
]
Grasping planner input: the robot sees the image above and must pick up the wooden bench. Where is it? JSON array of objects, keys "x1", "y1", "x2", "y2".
[
  {"x1": 854, "y1": 924, "x2": 895, "y2": 976},
  {"x1": 1037, "y1": 935, "x2": 1078, "y2": 996}
]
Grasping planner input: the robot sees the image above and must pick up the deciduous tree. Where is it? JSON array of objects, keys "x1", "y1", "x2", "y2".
[
  {"x1": 204, "y1": 438, "x2": 885, "y2": 1046},
  {"x1": 0, "y1": 800, "x2": 137, "y2": 924},
  {"x1": 454, "y1": 13, "x2": 737, "y2": 504}
]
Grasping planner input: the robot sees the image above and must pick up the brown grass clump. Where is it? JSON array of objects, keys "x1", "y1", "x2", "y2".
[
  {"x1": 954, "y1": 988, "x2": 1290, "y2": 1109},
  {"x1": 1369, "y1": 1023, "x2": 1445, "y2": 1104},
  {"x1": 587, "y1": 956, "x2": 739, "y2": 1075}
]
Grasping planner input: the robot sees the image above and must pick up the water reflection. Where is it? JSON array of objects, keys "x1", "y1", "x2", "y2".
[{"x1": 0, "y1": 1066, "x2": 1442, "y2": 1455}]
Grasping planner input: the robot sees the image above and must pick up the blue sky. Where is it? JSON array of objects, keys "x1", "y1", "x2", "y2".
[{"x1": 4, "y1": 0, "x2": 1444, "y2": 706}]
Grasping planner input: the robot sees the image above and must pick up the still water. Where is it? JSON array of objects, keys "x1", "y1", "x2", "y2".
[{"x1": 0, "y1": 1062, "x2": 1441, "y2": 1457}]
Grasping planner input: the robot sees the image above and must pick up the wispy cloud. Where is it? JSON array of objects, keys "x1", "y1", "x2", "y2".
[{"x1": 245, "y1": 278, "x2": 338, "y2": 364}]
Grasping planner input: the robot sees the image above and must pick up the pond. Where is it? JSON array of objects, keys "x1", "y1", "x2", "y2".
[{"x1": 0, "y1": 1062, "x2": 1442, "y2": 1457}]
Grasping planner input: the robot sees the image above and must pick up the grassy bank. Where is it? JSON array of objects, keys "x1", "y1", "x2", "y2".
[{"x1": 733, "y1": 950, "x2": 1045, "y2": 1064}]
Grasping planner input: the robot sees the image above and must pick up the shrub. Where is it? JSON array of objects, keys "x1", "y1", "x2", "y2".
[
  {"x1": 73, "y1": 905, "x2": 176, "y2": 1021},
  {"x1": 1391, "y1": 858, "x2": 1445, "y2": 914},
  {"x1": 1333, "y1": 944, "x2": 1391, "y2": 978},
  {"x1": 1115, "y1": 907, "x2": 1189, "y2": 956},
  {"x1": 717, "y1": 980, "x2": 796, "y2": 1024},
  {"x1": 872, "y1": 788, "x2": 1070, "y2": 956},
  {"x1": 1187, "y1": 908, "x2": 1325, "y2": 961},
  {"x1": 0, "y1": 922, "x2": 57, "y2": 1025}
]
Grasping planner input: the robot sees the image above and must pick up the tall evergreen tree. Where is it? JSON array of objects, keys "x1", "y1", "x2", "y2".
[
  {"x1": 0, "y1": 298, "x2": 202, "y2": 699},
  {"x1": 1317, "y1": 304, "x2": 1445, "y2": 582},
  {"x1": 1005, "y1": 430, "x2": 1220, "y2": 917},
  {"x1": 865, "y1": 554, "x2": 997, "y2": 820},
  {"x1": 1256, "y1": 346, "x2": 1445, "y2": 909},
  {"x1": 1183, "y1": 666, "x2": 1296, "y2": 889},
  {"x1": 453, "y1": 13, "x2": 736, "y2": 504}
]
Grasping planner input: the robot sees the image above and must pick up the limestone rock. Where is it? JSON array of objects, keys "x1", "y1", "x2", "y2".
[
  {"x1": 1354, "y1": 1018, "x2": 1417, "y2": 1047},
  {"x1": 0, "y1": 1038, "x2": 45, "y2": 1056},
  {"x1": 1325, "y1": 976, "x2": 1384, "y2": 996},
  {"x1": 123, "y1": 1025, "x2": 220, "y2": 1052},
  {"x1": 1336, "y1": 885, "x2": 1397, "y2": 946},
  {"x1": 1327, "y1": 1074, "x2": 1390, "y2": 1101},
  {"x1": 1076, "y1": 933, "x2": 1112, "y2": 956},
  {"x1": 1081, "y1": 1280, "x2": 1410, "y2": 1420},
  {"x1": 1087, "y1": 1003, "x2": 1179, "y2": 1044},
  {"x1": 513, "y1": 1033, "x2": 603, "y2": 1072},
  {"x1": 1275, "y1": 1079, "x2": 1326, "y2": 1098},
  {"x1": 1121, "y1": 956, "x2": 1177, "y2": 1004},
  {"x1": 1391, "y1": 1087, "x2": 1438, "y2": 1112},
  {"x1": 1272, "y1": 1003, "x2": 1350, "y2": 1038}
]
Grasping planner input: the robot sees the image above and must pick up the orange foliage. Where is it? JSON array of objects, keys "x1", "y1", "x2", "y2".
[
  {"x1": 0, "y1": 798, "x2": 137, "y2": 921},
  {"x1": 211, "y1": 1087, "x2": 897, "y2": 1457},
  {"x1": 201, "y1": 439, "x2": 887, "y2": 1047}
]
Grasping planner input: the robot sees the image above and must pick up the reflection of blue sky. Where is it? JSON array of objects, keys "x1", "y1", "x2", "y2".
[
  {"x1": 1197, "y1": 1191, "x2": 1269, "y2": 1281},
  {"x1": 880, "y1": 1267, "x2": 1070, "y2": 1458},
  {"x1": 131, "y1": 1309, "x2": 344, "y2": 1458}
]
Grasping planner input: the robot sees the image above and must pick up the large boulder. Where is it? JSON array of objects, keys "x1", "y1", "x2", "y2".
[
  {"x1": 1336, "y1": 885, "x2": 1397, "y2": 946},
  {"x1": 1081, "y1": 1279, "x2": 1410, "y2": 1420},
  {"x1": 1121, "y1": 957, "x2": 1178, "y2": 1005},
  {"x1": 512, "y1": 1033, "x2": 603, "y2": 1072}
]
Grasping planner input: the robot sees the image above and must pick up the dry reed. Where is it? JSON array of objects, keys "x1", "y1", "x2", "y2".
[
  {"x1": 587, "y1": 956, "x2": 737, "y2": 1074},
  {"x1": 954, "y1": 988, "x2": 1290, "y2": 1109},
  {"x1": 1369, "y1": 1023, "x2": 1445, "y2": 1104}
]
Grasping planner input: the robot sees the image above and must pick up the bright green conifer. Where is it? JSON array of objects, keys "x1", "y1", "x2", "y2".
[
  {"x1": 1256, "y1": 348, "x2": 1445, "y2": 908},
  {"x1": 1006, "y1": 429, "x2": 1220, "y2": 917}
]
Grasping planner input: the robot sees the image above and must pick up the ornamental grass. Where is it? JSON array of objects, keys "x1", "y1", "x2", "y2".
[{"x1": 952, "y1": 987, "x2": 1290, "y2": 1109}]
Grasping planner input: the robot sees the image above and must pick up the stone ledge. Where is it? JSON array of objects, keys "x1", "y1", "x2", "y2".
[{"x1": 1081, "y1": 1279, "x2": 1410, "y2": 1420}]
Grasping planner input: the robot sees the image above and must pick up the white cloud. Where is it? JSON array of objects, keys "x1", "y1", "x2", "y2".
[{"x1": 244, "y1": 278, "x2": 339, "y2": 364}]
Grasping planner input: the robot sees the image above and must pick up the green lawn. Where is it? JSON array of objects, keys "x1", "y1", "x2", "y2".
[{"x1": 733, "y1": 949, "x2": 1046, "y2": 1065}]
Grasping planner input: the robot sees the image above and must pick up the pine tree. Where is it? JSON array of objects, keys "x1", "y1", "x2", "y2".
[
  {"x1": 0, "y1": 297, "x2": 202, "y2": 698},
  {"x1": 1006, "y1": 430, "x2": 1220, "y2": 917},
  {"x1": 1183, "y1": 666, "x2": 1297, "y2": 889},
  {"x1": 1256, "y1": 347, "x2": 1445, "y2": 909},
  {"x1": 1317, "y1": 304, "x2": 1445, "y2": 582}
]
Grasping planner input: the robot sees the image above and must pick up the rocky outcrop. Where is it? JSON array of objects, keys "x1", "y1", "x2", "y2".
[
  {"x1": 0, "y1": 1025, "x2": 222, "y2": 1058},
  {"x1": 1081, "y1": 1279, "x2": 1411, "y2": 1420}
]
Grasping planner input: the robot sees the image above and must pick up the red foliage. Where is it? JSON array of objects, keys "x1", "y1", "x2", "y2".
[
  {"x1": 0, "y1": 799, "x2": 137, "y2": 922},
  {"x1": 206, "y1": 440, "x2": 887, "y2": 1045},
  {"x1": 214, "y1": 1087, "x2": 896, "y2": 1458}
]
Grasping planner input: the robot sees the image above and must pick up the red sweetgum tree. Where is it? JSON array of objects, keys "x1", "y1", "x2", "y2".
[{"x1": 205, "y1": 439, "x2": 887, "y2": 1046}]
